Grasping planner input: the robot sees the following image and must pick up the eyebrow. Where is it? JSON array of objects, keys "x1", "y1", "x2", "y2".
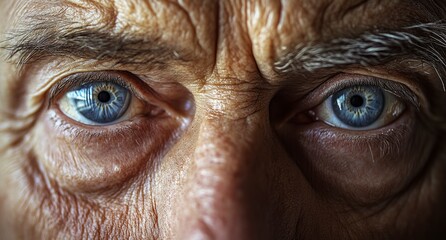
[
  {"x1": 1, "y1": 16, "x2": 187, "y2": 69},
  {"x1": 2, "y1": 10, "x2": 445, "y2": 88},
  {"x1": 274, "y1": 22, "x2": 446, "y2": 90}
]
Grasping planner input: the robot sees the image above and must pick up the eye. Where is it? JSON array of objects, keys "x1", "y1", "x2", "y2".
[
  {"x1": 58, "y1": 81, "x2": 135, "y2": 125},
  {"x1": 313, "y1": 85, "x2": 406, "y2": 130},
  {"x1": 43, "y1": 71, "x2": 192, "y2": 192}
]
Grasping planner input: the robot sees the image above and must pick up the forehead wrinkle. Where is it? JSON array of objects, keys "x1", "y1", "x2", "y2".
[
  {"x1": 1, "y1": 0, "x2": 108, "y2": 60},
  {"x1": 275, "y1": 0, "x2": 400, "y2": 39},
  {"x1": 63, "y1": 0, "x2": 119, "y2": 28},
  {"x1": 291, "y1": 0, "x2": 375, "y2": 39},
  {"x1": 2, "y1": 0, "x2": 120, "y2": 51},
  {"x1": 310, "y1": 0, "x2": 421, "y2": 40},
  {"x1": 11, "y1": 0, "x2": 118, "y2": 29},
  {"x1": 275, "y1": 0, "x2": 444, "y2": 72},
  {"x1": 1, "y1": 0, "x2": 215, "y2": 70},
  {"x1": 248, "y1": 0, "x2": 437, "y2": 79}
]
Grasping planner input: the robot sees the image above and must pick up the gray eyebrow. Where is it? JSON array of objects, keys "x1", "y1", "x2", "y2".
[
  {"x1": 0, "y1": 13, "x2": 187, "y2": 69},
  {"x1": 2, "y1": 8, "x2": 445, "y2": 90},
  {"x1": 274, "y1": 22, "x2": 446, "y2": 90}
]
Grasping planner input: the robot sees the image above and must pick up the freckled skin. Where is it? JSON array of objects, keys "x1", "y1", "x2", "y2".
[{"x1": 1, "y1": 0, "x2": 446, "y2": 239}]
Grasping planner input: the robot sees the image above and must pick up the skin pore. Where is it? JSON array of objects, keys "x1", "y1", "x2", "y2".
[{"x1": 1, "y1": 0, "x2": 446, "y2": 239}]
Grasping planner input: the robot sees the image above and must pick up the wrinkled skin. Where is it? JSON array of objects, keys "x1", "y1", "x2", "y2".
[{"x1": 1, "y1": 0, "x2": 446, "y2": 239}]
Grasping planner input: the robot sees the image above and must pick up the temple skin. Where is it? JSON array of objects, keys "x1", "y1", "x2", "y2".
[{"x1": 1, "y1": 0, "x2": 446, "y2": 239}]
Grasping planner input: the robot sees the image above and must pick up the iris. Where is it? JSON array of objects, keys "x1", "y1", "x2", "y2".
[
  {"x1": 66, "y1": 82, "x2": 131, "y2": 124},
  {"x1": 331, "y1": 86, "x2": 384, "y2": 128}
]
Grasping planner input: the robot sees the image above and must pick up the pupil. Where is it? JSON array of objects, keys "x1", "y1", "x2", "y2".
[
  {"x1": 97, "y1": 91, "x2": 111, "y2": 103},
  {"x1": 350, "y1": 95, "x2": 364, "y2": 107}
]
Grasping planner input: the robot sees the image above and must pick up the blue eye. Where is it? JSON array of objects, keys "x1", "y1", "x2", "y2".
[
  {"x1": 331, "y1": 86, "x2": 384, "y2": 128},
  {"x1": 61, "y1": 82, "x2": 131, "y2": 124},
  {"x1": 314, "y1": 84, "x2": 406, "y2": 130}
]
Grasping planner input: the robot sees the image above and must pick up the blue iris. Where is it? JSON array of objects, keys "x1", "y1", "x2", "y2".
[
  {"x1": 331, "y1": 85, "x2": 384, "y2": 127},
  {"x1": 66, "y1": 82, "x2": 130, "y2": 124}
]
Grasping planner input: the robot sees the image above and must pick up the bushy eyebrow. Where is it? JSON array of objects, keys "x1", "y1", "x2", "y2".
[
  {"x1": 274, "y1": 22, "x2": 446, "y2": 90},
  {"x1": 2, "y1": 6, "x2": 445, "y2": 88},
  {"x1": 1, "y1": 15, "x2": 187, "y2": 69}
]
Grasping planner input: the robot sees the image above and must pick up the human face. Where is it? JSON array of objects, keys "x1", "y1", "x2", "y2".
[{"x1": 1, "y1": 0, "x2": 446, "y2": 239}]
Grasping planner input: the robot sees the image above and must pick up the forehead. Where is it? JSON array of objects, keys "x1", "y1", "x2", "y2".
[{"x1": 10, "y1": 0, "x2": 420, "y2": 39}]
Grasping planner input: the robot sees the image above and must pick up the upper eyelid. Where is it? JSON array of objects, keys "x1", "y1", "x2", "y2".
[
  {"x1": 49, "y1": 72, "x2": 142, "y2": 102},
  {"x1": 284, "y1": 74, "x2": 422, "y2": 121},
  {"x1": 50, "y1": 72, "x2": 421, "y2": 111},
  {"x1": 312, "y1": 75, "x2": 420, "y2": 109}
]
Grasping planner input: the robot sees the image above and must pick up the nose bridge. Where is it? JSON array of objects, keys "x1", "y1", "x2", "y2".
[
  {"x1": 193, "y1": 114, "x2": 263, "y2": 196},
  {"x1": 177, "y1": 107, "x2": 271, "y2": 239}
]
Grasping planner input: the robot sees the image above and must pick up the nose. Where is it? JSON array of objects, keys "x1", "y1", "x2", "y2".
[{"x1": 176, "y1": 111, "x2": 276, "y2": 240}]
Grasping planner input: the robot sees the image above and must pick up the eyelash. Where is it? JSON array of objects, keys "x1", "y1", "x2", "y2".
[
  {"x1": 292, "y1": 75, "x2": 420, "y2": 114},
  {"x1": 320, "y1": 77, "x2": 419, "y2": 109},
  {"x1": 50, "y1": 71, "x2": 419, "y2": 132},
  {"x1": 48, "y1": 71, "x2": 171, "y2": 130},
  {"x1": 282, "y1": 74, "x2": 420, "y2": 130},
  {"x1": 49, "y1": 72, "x2": 141, "y2": 102}
]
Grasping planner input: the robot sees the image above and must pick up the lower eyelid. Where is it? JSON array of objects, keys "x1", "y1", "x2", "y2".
[
  {"x1": 287, "y1": 109, "x2": 414, "y2": 144},
  {"x1": 56, "y1": 100, "x2": 165, "y2": 129}
]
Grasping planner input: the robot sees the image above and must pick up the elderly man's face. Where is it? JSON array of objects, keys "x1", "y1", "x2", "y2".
[{"x1": 1, "y1": 0, "x2": 446, "y2": 239}]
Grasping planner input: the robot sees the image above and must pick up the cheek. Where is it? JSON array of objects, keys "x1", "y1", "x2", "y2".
[
  {"x1": 280, "y1": 113, "x2": 435, "y2": 205},
  {"x1": 32, "y1": 109, "x2": 180, "y2": 192},
  {"x1": 4, "y1": 151, "x2": 139, "y2": 239}
]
